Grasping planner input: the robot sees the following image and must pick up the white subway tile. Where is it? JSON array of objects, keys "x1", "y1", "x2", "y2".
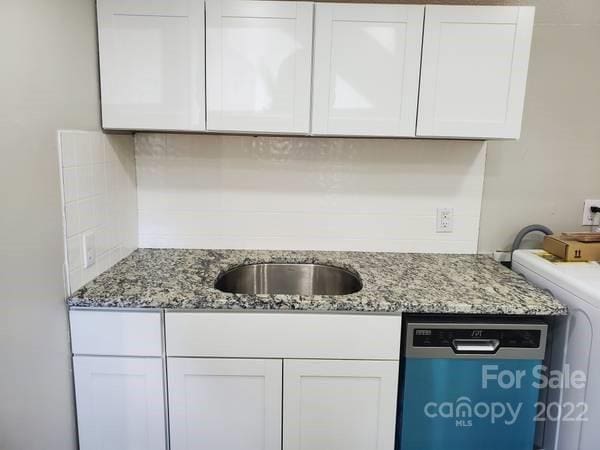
[
  {"x1": 75, "y1": 132, "x2": 93, "y2": 166},
  {"x1": 120, "y1": 245, "x2": 132, "y2": 259},
  {"x1": 136, "y1": 134, "x2": 486, "y2": 253},
  {"x1": 109, "y1": 247, "x2": 121, "y2": 267},
  {"x1": 60, "y1": 131, "x2": 138, "y2": 284},
  {"x1": 67, "y1": 235, "x2": 83, "y2": 270},
  {"x1": 78, "y1": 198, "x2": 95, "y2": 232},
  {"x1": 91, "y1": 133, "x2": 104, "y2": 164},
  {"x1": 93, "y1": 163, "x2": 106, "y2": 195},
  {"x1": 60, "y1": 132, "x2": 78, "y2": 168},
  {"x1": 77, "y1": 165, "x2": 94, "y2": 199},
  {"x1": 97, "y1": 253, "x2": 111, "y2": 274},
  {"x1": 62, "y1": 167, "x2": 78, "y2": 203},
  {"x1": 65, "y1": 202, "x2": 80, "y2": 237},
  {"x1": 103, "y1": 135, "x2": 116, "y2": 162},
  {"x1": 69, "y1": 268, "x2": 83, "y2": 294},
  {"x1": 80, "y1": 263, "x2": 97, "y2": 286}
]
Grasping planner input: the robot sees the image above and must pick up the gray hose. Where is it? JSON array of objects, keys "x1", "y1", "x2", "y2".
[{"x1": 512, "y1": 224, "x2": 554, "y2": 253}]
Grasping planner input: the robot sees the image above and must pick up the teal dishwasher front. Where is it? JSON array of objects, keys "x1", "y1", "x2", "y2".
[{"x1": 399, "y1": 321, "x2": 548, "y2": 450}]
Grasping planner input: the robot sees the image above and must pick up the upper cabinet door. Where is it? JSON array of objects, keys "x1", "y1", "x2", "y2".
[
  {"x1": 417, "y1": 6, "x2": 535, "y2": 139},
  {"x1": 97, "y1": 0, "x2": 205, "y2": 131},
  {"x1": 312, "y1": 4, "x2": 424, "y2": 137},
  {"x1": 206, "y1": 0, "x2": 313, "y2": 134}
]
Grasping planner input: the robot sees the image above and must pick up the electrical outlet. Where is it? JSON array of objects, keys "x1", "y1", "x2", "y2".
[
  {"x1": 436, "y1": 208, "x2": 454, "y2": 233},
  {"x1": 82, "y1": 232, "x2": 96, "y2": 269},
  {"x1": 493, "y1": 251, "x2": 512, "y2": 263},
  {"x1": 582, "y1": 199, "x2": 600, "y2": 225}
]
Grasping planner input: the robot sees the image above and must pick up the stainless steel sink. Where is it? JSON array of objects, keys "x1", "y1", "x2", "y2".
[{"x1": 214, "y1": 263, "x2": 362, "y2": 296}]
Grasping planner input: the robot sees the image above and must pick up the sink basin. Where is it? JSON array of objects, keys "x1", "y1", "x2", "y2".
[{"x1": 214, "y1": 263, "x2": 362, "y2": 296}]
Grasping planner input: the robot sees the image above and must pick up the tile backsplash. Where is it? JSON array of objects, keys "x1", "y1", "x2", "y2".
[
  {"x1": 136, "y1": 134, "x2": 486, "y2": 253},
  {"x1": 58, "y1": 130, "x2": 138, "y2": 293}
]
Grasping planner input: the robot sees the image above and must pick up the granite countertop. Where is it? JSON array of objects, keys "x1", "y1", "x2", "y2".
[{"x1": 67, "y1": 248, "x2": 566, "y2": 316}]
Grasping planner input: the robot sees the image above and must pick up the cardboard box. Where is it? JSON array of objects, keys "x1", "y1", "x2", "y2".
[{"x1": 543, "y1": 235, "x2": 600, "y2": 262}]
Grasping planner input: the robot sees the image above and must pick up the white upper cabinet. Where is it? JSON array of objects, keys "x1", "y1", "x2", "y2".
[
  {"x1": 205, "y1": 0, "x2": 313, "y2": 134},
  {"x1": 97, "y1": 0, "x2": 205, "y2": 131},
  {"x1": 95, "y1": 2, "x2": 534, "y2": 139},
  {"x1": 417, "y1": 6, "x2": 535, "y2": 139},
  {"x1": 312, "y1": 4, "x2": 424, "y2": 137}
]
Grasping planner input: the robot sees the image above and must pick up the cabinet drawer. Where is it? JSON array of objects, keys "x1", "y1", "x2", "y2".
[
  {"x1": 166, "y1": 312, "x2": 401, "y2": 360},
  {"x1": 70, "y1": 310, "x2": 162, "y2": 356}
]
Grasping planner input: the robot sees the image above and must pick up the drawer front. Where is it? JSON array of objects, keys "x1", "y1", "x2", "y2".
[
  {"x1": 70, "y1": 310, "x2": 162, "y2": 356},
  {"x1": 166, "y1": 312, "x2": 402, "y2": 360}
]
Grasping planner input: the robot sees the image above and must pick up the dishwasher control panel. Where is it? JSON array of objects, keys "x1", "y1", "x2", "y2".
[
  {"x1": 413, "y1": 327, "x2": 542, "y2": 348},
  {"x1": 405, "y1": 322, "x2": 548, "y2": 359}
]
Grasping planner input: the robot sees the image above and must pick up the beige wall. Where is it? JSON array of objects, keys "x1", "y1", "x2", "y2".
[
  {"x1": 0, "y1": 1, "x2": 100, "y2": 450},
  {"x1": 479, "y1": 0, "x2": 600, "y2": 252}
]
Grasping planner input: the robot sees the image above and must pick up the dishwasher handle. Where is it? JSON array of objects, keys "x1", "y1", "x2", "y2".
[{"x1": 451, "y1": 339, "x2": 500, "y2": 354}]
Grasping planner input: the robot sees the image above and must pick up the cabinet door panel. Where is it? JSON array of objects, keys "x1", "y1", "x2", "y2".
[
  {"x1": 283, "y1": 359, "x2": 399, "y2": 450},
  {"x1": 168, "y1": 358, "x2": 282, "y2": 450},
  {"x1": 97, "y1": 0, "x2": 205, "y2": 131},
  {"x1": 206, "y1": 0, "x2": 313, "y2": 134},
  {"x1": 417, "y1": 6, "x2": 534, "y2": 139},
  {"x1": 73, "y1": 356, "x2": 166, "y2": 450},
  {"x1": 312, "y1": 4, "x2": 424, "y2": 137}
]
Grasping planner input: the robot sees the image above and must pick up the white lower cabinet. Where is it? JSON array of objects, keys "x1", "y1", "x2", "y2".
[
  {"x1": 283, "y1": 359, "x2": 399, "y2": 450},
  {"x1": 71, "y1": 312, "x2": 402, "y2": 450},
  {"x1": 167, "y1": 357, "x2": 399, "y2": 450},
  {"x1": 168, "y1": 358, "x2": 283, "y2": 450},
  {"x1": 72, "y1": 356, "x2": 166, "y2": 450}
]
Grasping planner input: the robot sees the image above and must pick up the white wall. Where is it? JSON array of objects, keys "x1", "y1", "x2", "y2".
[
  {"x1": 136, "y1": 134, "x2": 486, "y2": 253},
  {"x1": 0, "y1": 1, "x2": 100, "y2": 450},
  {"x1": 58, "y1": 131, "x2": 138, "y2": 294}
]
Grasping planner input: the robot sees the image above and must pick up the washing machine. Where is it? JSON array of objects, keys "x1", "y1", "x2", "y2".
[{"x1": 512, "y1": 249, "x2": 600, "y2": 450}]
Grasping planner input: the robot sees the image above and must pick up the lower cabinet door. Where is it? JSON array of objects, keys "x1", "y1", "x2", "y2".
[
  {"x1": 73, "y1": 356, "x2": 166, "y2": 450},
  {"x1": 168, "y1": 358, "x2": 283, "y2": 450},
  {"x1": 283, "y1": 359, "x2": 399, "y2": 450}
]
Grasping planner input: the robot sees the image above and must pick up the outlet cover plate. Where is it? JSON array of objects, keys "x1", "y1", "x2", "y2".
[
  {"x1": 83, "y1": 232, "x2": 96, "y2": 269},
  {"x1": 582, "y1": 199, "x2": 600, "y2": 225},
  {"x1": 436, "y1": 208, "x2": 454, "y2": 233}
]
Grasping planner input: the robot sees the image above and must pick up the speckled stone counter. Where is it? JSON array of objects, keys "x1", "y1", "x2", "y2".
[{"x1": 67, "y1": 249, "x2": 566, "y2": 316}]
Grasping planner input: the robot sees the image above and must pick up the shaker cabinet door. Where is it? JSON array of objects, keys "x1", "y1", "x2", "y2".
[
  {"x1": 283, "y1": 359, "x2": 399, "y2": 450},
  {"x1": 73, "y1": 356, "x2": 166, "y2": 450},
  {"x1": 417, "y1": 6, "x2": 535, "y2": 139},
  {"x1": 206, "y1": 0, "x2": 313, "y2": 134},
  {"x1": 97, "y1": 0, "x2": 205, "y2": 131},
  {"x1": 168, "y1": 358, "x2": 283, "y2": 450},
  {"x1": 312, "y1": 4, "x2": 424, "y2": 137}
]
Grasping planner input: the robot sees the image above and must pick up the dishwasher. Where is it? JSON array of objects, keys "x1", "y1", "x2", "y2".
[{"x1": 397, "y1": 319, "x2": 548, "y2": 450}]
